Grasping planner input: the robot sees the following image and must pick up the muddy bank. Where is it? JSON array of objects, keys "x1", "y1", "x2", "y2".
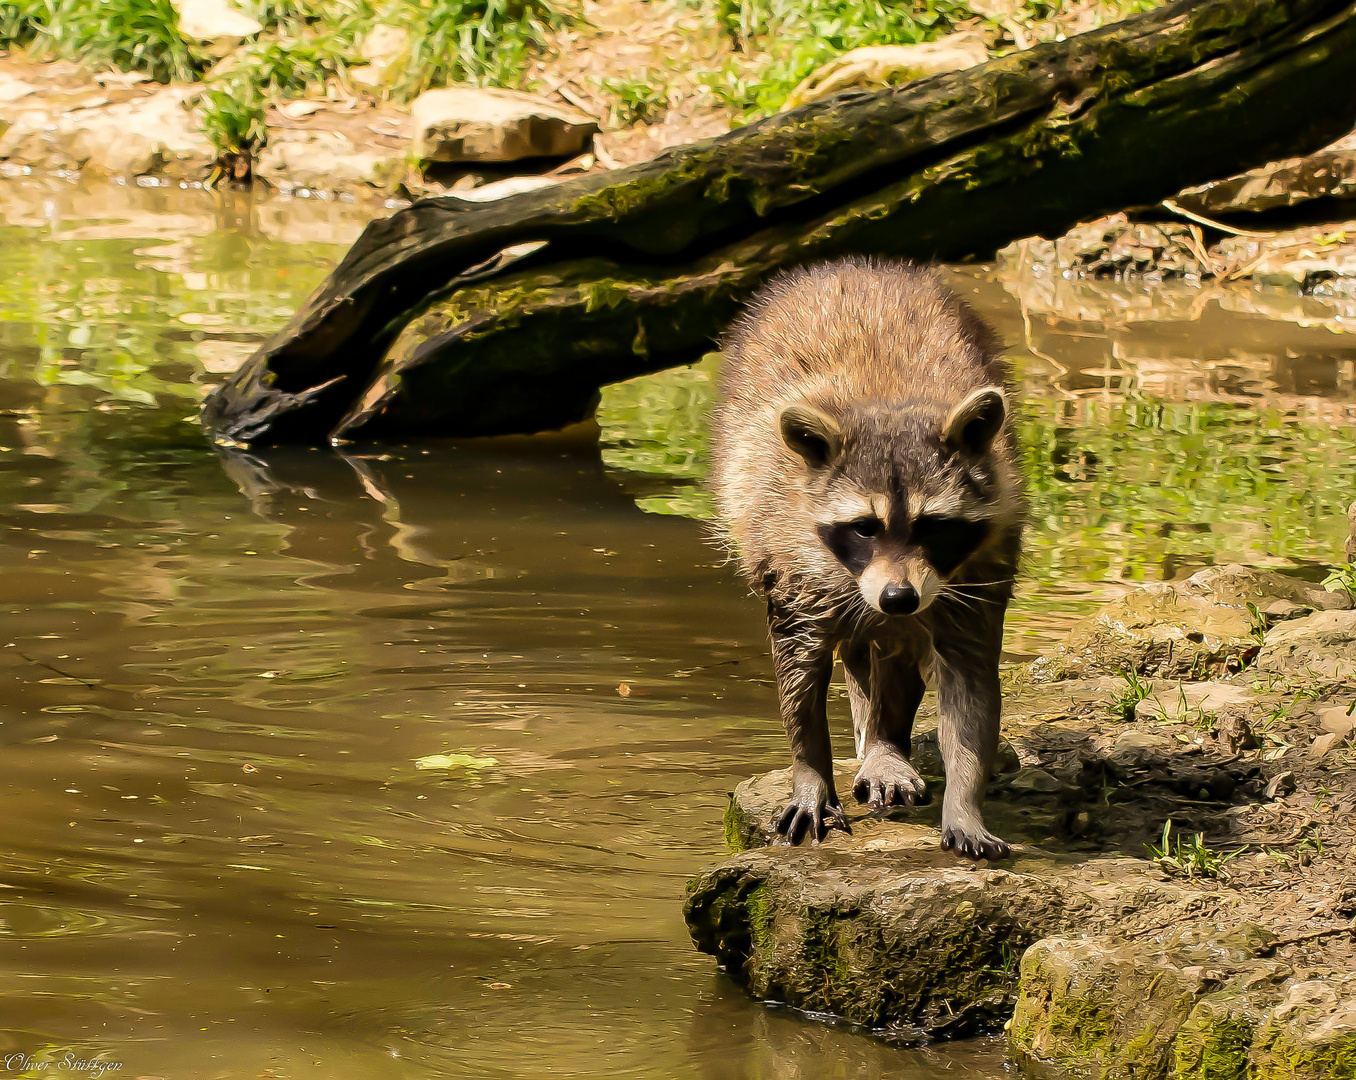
[{"x1": 684, "y1": 565, "x2": 1356, "y2": 1076}]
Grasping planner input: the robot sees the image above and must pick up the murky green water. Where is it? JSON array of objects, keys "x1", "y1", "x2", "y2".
[{"x1": 1, "y1": 179, "x2": 1354, "y2": 1079}]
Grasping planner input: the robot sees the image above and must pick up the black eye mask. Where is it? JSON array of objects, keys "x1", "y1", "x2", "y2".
[
  {"x1": 909, "y1": 516, "x2": 989, "y2": 575},
  {"x1": 817, "y1": 519, "x2": 878, "y2": 575}
]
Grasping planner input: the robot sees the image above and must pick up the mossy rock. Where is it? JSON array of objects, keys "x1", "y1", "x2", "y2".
[
  {"x1": 1028, "y1": 566, "x2": 1351, "y2": 682},
  {"x1": 1249, "y1": 978, "x2": 1356, "y2": 1080},
  {"x1": 684, "y1": 839, "x2": 1188, "y2": 1042},
  {"x1": 1011, "y1": 928, "x2": 1356, "y2": 1080}
]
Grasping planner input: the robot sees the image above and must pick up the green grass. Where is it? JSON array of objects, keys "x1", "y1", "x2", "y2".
[
  {"x1": 703, "y1": 0, "x2": 977, "y2": 117},
  {"x1": 1108, "y1": 668, "x2": 1153, "y2": 721},
  {"x1": 11, "y1": 0, "x2": 204, "y2": 82},
  {"x1": 388, "y1": 0, "x2": 571, "y2": 99},
  {"x1": 1324, "y1": 563, "x2": 1356, "y2": 596},
  {"x1": 1146, "y1": 819, "x2": 1244, "y2": 880},
  {"x1": 599, "y1": 71, "x2": 669, "y2": 127}
]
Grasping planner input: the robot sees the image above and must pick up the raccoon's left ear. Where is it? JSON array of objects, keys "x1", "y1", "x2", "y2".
[{"x1": 943, "y1": 387, "x2": 1007, "y2": 454}]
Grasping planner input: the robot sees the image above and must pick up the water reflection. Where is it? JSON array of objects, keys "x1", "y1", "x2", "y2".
[{"x1": 0, "y1": 179, "x2": 1354, "y2": 1078}]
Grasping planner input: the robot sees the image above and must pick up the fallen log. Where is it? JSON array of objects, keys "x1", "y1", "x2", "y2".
[{"x1": 202, "y1": 0, "x2": 1356, "y2": 445}]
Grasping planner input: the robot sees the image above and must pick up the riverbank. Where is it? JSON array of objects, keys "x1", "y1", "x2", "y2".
[{"x1": 685, "y1": 563, "x2": 1356, "y2": 1075}]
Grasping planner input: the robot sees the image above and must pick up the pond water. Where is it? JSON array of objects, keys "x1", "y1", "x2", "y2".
[{"x1": 0, "y1": 179, "x2": 1354, "y2": 1079}]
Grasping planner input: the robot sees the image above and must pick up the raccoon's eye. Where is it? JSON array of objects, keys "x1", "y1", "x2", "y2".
[{"x1": 849, "y1": 517, "x2": 881, "y2": 539}]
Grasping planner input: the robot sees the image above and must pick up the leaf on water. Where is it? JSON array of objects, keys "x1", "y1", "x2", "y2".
[{"x1": 414, "y1": 752, "x2": 499, "y2": 771}]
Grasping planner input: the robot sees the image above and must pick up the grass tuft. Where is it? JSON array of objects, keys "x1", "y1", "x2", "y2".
[
  {"x1": 1146, "y1": 819, "x2": 1243, "y2": 880},
  {"x1": 1108, "y1": 667, "x2": 1153, "y2": 721},
  {"x1": 19, "y1": 0, "x2": 204, "y2": 83},
  {"x1": 703, "y1": 0, "x2": 976, "y2": 118}
]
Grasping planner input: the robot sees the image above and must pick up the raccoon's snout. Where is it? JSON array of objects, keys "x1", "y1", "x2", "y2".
[{"x1": 879, "y1": 584, "x2": 919, "y2": 615}]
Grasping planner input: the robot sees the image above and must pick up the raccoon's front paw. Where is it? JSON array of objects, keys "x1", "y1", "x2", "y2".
[
  {"x1": 852, "y1": 745, "x2": 928, "y2": 809},
  {"x1": 940, "y1": 822, "x2": 1011, "y2": 862},
  {"x1": 775, "y1": 771, "x2": 851, "y2": 845}
]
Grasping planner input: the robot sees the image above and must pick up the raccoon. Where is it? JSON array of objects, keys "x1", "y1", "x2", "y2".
[{"x1": 711, "y1": 258, "x2": 1026, "y2": 861}]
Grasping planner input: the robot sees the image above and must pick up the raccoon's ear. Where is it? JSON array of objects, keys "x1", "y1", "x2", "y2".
[
  {"x1": 779, "y1": 403, "x2": 843, "y2": 468},
  {"x1": 943, "y1": 387, "x2": 1007, "y2": 454}
]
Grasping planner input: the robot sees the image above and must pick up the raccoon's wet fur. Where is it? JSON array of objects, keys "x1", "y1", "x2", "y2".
[{"x1": 711, "y1": 258, "x2": 1025, "y2": 860}]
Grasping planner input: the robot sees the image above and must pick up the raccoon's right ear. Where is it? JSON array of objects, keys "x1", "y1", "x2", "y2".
[
  {"x1": 779, "y1": 403, "x2": 843, "y2": 468},
  {"x1": 943, "y1": 387, "x2": 1007, "y2": 455}
]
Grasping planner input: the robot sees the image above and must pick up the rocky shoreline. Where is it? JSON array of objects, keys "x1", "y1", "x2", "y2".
[{"x1": 684, "y1": 552, "x2": 1356, "y2": 1077}]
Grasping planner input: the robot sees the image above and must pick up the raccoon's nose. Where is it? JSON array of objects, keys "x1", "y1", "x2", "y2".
[{"x1": 879, "y1": 584, "x2": 920, "y2": 615}]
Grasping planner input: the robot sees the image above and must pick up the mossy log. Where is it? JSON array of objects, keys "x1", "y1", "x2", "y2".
[{"x1": 203, "y1": 0, "x2": 1356, "y2": 445}]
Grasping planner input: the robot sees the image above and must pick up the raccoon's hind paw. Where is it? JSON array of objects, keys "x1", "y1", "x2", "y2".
[
  {"x1": 852, "y1": 746, "x2": 928, "y2": 809},
  {"x1": 940, "y1": 824, "x2": 1011, "y2": 862},
  {"x1": 775, "y1": 786, "x2": 851, "y2": 845}
]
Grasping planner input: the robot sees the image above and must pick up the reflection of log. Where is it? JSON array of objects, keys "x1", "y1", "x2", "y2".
[{"x1": 203, "y1": 0, "x2": 1356, "y2": 446}]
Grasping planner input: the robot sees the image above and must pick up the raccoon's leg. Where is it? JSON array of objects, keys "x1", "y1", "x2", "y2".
[
  {"x1": 845, "y1": 644, "x2": 928, "y2": 809},
  {"x1": 934, "y1": 605, "x2": 1010, "y2": 861},
  {"x1": 770, "y1": 628, "x2": 849, "y2": 845}
]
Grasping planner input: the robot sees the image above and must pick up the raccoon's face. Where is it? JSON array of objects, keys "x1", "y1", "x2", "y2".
[{"x1": 779, "y1": 387, "x2": 1007, "y2": 616}]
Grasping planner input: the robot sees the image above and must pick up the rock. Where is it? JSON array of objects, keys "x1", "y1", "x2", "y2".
[
  {"x1": 0, "y1": 72, "x2": 39, "y2": 105},
  {"x1": 1318, "y1": 705, "x2": 1356, "y2": 738},
  {"x1": 1214, "y1": 711, "x2": 1258, "y2": 755},
  {"x1": 684, "y1": 840, "x2": 1188, "y2": 1041},
  {"x1": 1310, "y1": 732, "x2": 1343, "y2": 759},
  {"x1": 1264, "y1": 771, "x2": 1296, "y2": 800},
  {"x1": 1252, "y1": 979, "x2": 1356, "y2": 1078},
  {"x1": 255, "y1": 130, "x2": 405, "y2": 195},
  {"x1": 1006, "y1": 766, "x2": 1062, "y2": 795},
  {"x1": 0, "y1": 88, "x2": 215, "y2": 181},
  {"x1": 1134, "y1": 681, "x2": 1252, "y2": 723},
  {"x1": 1029, "y1": 566, "x2": 1350, "y2": 682},
  {"x1": 1214, "y1": 222, "x2": 1356, "y2": 294},
  {"x1": 1000, "y1": 212, "x2": 1206, "y2": 281},
  {"x1": 1109, "y1": 730, "x2": 1178, "y2": 766},
  {"x1": 410, "y1": 87, "x2": 597, "y2": 164},
  {"x1": 1173, "y1": 132, "x2": 1356, "y2": 217},
  {"x1": 349, "y1": 24, "x2": 410, "y2": 91},
  {"x1": 784, "y1": 34, "x2": 989, "y2": 108},
  {"x1": 724, "y1": 741, "x2": 1019, "y2": 853},
  {"x1": 171, "y1": 0, "x2": 262, "y2": 59},
  {"x1": 1009, "y1": 930, "x2": 1345, "y2": 1080},
  {"x1": 1254, "y1": 610, "x2": 1356, "y2": 682}
]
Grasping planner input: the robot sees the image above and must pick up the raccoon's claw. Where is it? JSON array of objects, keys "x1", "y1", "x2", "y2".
[
  {"x1": 852, "y1": 746, "x2": 928, "y2": 810},
  {"x1": 775, "y1": 786, "x2": 851, "y2": 845},
  {"x1": 940, "y1": 825, "x2": 1011, "y2": 862}
]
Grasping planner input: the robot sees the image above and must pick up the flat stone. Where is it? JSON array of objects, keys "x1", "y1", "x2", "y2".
[
  {"x1": 411, "y1": 87, "x2": 597, "y2": 164},
  {"x1": 255, "y1": 130, "x2": 405, "y2": 195},
  {"x1": 784, "y1": 34, "x2": 989, "y2": 108},
  {"x1": 684, "y1": 841, "x2": 1189, "y2": 1041},
  {"x1": 1255, "y1": 610, "x2": 1356, "y2": 681},
  {"x1": 172, "y1": 0, "x2": 262, "y2": 58},
  {"x1": 725, "y1": 739, "x2": 1019, "y2": 853},
  {"x1": 1310, "y1": 731, "x2": 1344, "y2": 758},
  {"x1": 1134, "y1": 680, "x2": 1252, "y2": 722},
  {"x1": 1318, "y1": 705, "x2": 1356, "y2": 738}
]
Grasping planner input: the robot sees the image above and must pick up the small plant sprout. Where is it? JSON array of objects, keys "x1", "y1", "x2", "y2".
[
  {"x1": 1244, "y1": 600, "x2": 1267, "y2": 645},
  {"x1": 600, "y1": 73, "x2": 669, "y2": 127},
  {"x1": 1109, "y1": 667, "x2": 1153, "y2": 721},
  {"x1": 1146, "y1": 819, "x2": 1244, "y2": 880}
]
